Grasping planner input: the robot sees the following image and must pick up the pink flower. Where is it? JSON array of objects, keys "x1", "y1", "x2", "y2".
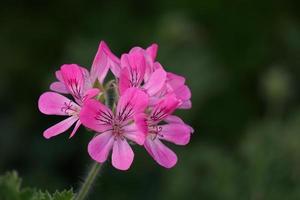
[
  {"x1": 50, "y1": 41, "x2": 119, "y2": 93},
  {"x1": 119, "y1": 50, "x2": 167, "y2": 97},
  {"x1": 80, "y1": 88, "x2": 148, "y2": 170},
  {"x1": 38, "y1": 64, "x2": 99, "y2": 139},
  {"x1": 150, "y1": 72, "x2": 192, "y2": 109},
  {"x1": 144, "y1": 94, "x2": 193, "y2": 168}
]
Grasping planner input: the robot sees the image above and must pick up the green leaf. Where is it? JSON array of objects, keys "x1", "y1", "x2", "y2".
[{"x1": 0, "y1": 171, "x2": 74, "y2": 200}]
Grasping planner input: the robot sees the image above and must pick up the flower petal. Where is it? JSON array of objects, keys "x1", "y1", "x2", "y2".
[
  {"x1": 82, "y1": 88, "x2": 100, "y2": 102},
  {"x1": 60, "y1": 64, "x2": 85, "y2": 101},
  {"x1": 118, "y1": 67, "x2": 131, "y2": 95},
  {"x1": 69, "y1": 120, "x2": 81, "y2": 138},
  {"x1": 150, "y1": 94, "x2": 180, "y2": 122},
  {"x1": 38, "y1": 92, "x2": 79, "y2": 116},
  {"x1": 116, "y1": 88, "x2": 148, "y2": 122},
  {"x1": 174, "y1": 85, "x2": 191, "y2": 101},
  {"x1": 92, "y1": 41, "x2": 121, "y2": 78},
  {"x1": 80, "y1": 99, "x2": 113, "y2": 132},
  {"x1": 123, "y1": 121, "x2": 146, "y2": 145},
  {"x1": 43, "y1": 116, "x2": 78, "y2": 139},
  {"x1": 90, "y1": 41, "x2": 111, "y2": 84},
  {"x1": 159, "y1": 123, "x2": 191, "y2": 145},
  {"x1": 144, "y1": 138, "x2": 177, "y2": 168},
  {"x1": 146, "y1": 43, "x2": 158, "y2": 61},
  {"x1": 167, "y1": 72, "x2": 186, "y2": 89},
  {"x1": 120, "y1": 51, "x2": 146, "y2": 87},
  {"x1": 164, "y1": 115, "x2": 194, "y2": 134},
  {"x1": 112, "y1": 138, "x2": 134, "y2": 170},
  {"x1": 179, "y1": 100, "x2": 192, "y2": 109},
  {"x1": 88, "y1": 131, "x2": 114, "y2": 163},
  {"x1": 50, "y1": 82, "x2": 68, "y2": 94},
  {"x1": 143, "y1": 68, "x2": 167, "y2": 96}
]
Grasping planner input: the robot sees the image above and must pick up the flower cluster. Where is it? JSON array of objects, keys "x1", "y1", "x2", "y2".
[{"x1": 38, "y1": 41, "x2": 193, "y2": 170}]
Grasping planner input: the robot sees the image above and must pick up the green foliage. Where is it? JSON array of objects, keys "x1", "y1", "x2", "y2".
[{"x1": 0, "y1": 171, "x2": 74, "y2": 200}]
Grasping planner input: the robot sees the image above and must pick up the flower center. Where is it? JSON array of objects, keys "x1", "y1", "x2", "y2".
[
  {"x1": 112, "y1": 121, "x2": 126, "y2": 140},
  {"x1": 148, "y1": 124, "x2": 163, "y2": 140},
  {"x1": 61, "y1": 101, "x2": 79, "y2": 116}
]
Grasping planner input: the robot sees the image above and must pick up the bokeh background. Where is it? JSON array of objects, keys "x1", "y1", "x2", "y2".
[{"x1": 1, "y1": 0, "x2": 300, "y2": 199}]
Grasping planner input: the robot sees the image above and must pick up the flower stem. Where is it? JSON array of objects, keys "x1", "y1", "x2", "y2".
[{"x1": 74, "y1": 162, "x2": 102, "y2": 200}]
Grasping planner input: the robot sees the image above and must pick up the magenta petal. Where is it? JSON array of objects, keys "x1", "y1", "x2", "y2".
[
  {"x1": 179, "y1": 100, "x2": 192, "y2": 109},
  {"x1": 112, "y1": 138, "x2": 134, "y2": 170},
  {"x1": 55, "y1": 70, "x2": 63, "y2": 82},
  {"x1": 118, "y1": 67, "x2": 131, "y2": 95},
  {"x1": 174, "y1": 85, "x2": 191, "y2": 101},
  {"x1": 120, "y1": 51, "x2": 146, "y2": 87},
  {"x1": 90, "y1": 41, "x2": 111, "y2": 84},
  {"x1": 159, "y1": 123, "x2": 191, "y2": 145},
  {"x1": 69, "y1": 120, "x2": 81, "y2": 138},
  {"x1": 167, "y1": 72, "x2": 186, "y2": 89},
  {"x1": 144, "y1": 138, "x2": 177, "y2": 168},
  {"x1": 60, "y1": 64, "x2": 85, "y2": 100},
  {"x1": 82, "y1": 88, "x2": 100, "y2": 102},
  {"x1": 123, "y1": 122, "x2": 146, "y2": 145},
  {"x1": 38, "y1": 92, "x2": 79, "y2": 116},
  {"x1": 50, "y1": 82, "x2": 68, "y2": 94},
  {"x1": 146, "y1": 43, "x2": 158, "y2": 61},
  {"x1": 150, "y1": 94, "x2": 180, "y2": 122},
  {"x1": 116, "y1": 88, "x2": 148, "y2": 122},
  {"x1": 88, "y1": 131, "x2": 114, "y2": 163},
  {"x1": 80, "y1": 99, "x2": 113, "y2": 132},
  {"x1": 94, "y1": 41, "x2": 121, "y2": 78},
  {"x1": 43, "y1": 116, "x2": 78, "y2": 139},
  {"x1": 143, "y1": 68, "x2": 167, "y2": 96}
]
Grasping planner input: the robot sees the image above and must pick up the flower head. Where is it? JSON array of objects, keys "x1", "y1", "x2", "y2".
[
  {"x1": 38, "y1": 64, "x2": 99, "y2": 138},
  {"x1": 38, "y1": 41, "x2": 193, "y2": 170},
  {"x1": 80, "y1": 88, "x2": 148, "y2": 170}
]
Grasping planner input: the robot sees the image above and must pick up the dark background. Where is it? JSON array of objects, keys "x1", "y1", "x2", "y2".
[{"x1": 1, "y1": 0, "x2": 300, "y2": 199}]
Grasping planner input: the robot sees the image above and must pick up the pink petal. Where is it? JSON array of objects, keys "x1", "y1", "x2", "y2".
[
  {"x1": 174, "y1": 85, "x2": 191, "y2": 101},
  {"x1": 167, "y1": 72, "x2": 186, "y2": 89},
  {"x1": 123, "y1": 122, "x2": 146, "y2": 145},
  {"x1": 116, "y1": 88, "x2": 148, "y2": 122},
  {"x1": 179, "y1": 100, "x2": 192, "y2": 109},
  {"x1": 69, "y1": 120, "x2": 81, "y2": 138},
  {"x1": 94, "y1": 41, "x2": 121, "y2": 78},
  {"x1": 88, "y1": 131, "x2": 114, "y2": 163},
  {"x1": 82, "y1": 88, "x2": 100, "y2": 102},
  {"x1": 150, "y1": 94, "x2": 180, "y2": 122},
  {"x1": 159, "y1": 123, "x2": 191, "y2": 145},
  {"x1": 43, "y1": 116, "x2": 78, "y2": 139},
  {"x1": 60, "y1": 64, "x2": 85, "y2": 101},
  {"x1": 90, "y1": 41, "x2": 111, "y2": 84},
  {"x1": 55, "y1": 70, "x2": 63, "y2": 82},
  {"x1": 164, "y1": 115, "x2": 184, "y2": 124},
  {"x1": 144, "y1": 138, "x2": 177, "y2": 168},
  {"x1": 164, "y1": 115, "x2": 194, "y2": 134},
  {"x1": 112, "y1": 138, "x2": 134, "y2": 170},
  {"x1": 143, "y1": 68, "x2": 167, "y2": 96},
  {"x1": 38, "y1": 92, "x2": 79, "y2": 116},
  {"x1": 120, "y1": 51, "x2": 146, "y2": 86},
  {"x1": 50, "y1": 82, "x2": 68, "y2": 94},
  {"x1": 146, "y1": 43, "x2": 158, "y2": 61},
  {"x1": 79, "y1": 99, "x2": 113, "y2": 133},
  {"x1": 118, "y1": 67, "x2": 131, "y2": 95}
]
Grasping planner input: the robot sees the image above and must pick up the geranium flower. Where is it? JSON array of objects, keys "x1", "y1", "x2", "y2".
[
  {"x1": 144, "y1": 94, "x2": 193, "y2": 168},
  {"x1": 150, "y1": 72, "x2": 192, "y2": 109},
  {"x1": 38, "y1": 64, "x2": 99, "y2": 139},
  {"x1": 80, "y1": 88, "x2": 148, "y2": 170}
]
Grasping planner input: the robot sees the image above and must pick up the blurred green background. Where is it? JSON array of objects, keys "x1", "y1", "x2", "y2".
[{"x1": 1, "y1": 0, "x2": 300, "y2": 199}]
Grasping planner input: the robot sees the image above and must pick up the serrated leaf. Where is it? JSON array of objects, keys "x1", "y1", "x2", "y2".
[{"x1": 0, "y1": 171, "x2": 74, "y2": 200}]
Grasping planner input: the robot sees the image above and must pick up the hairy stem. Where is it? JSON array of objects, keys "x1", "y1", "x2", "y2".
[{"x1": 73, "y1": 162, "x2": 102, "y2": 200}]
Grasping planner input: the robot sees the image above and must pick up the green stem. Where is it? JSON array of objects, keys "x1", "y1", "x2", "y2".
[{"x1": 74, "y1": 162, "x2": 102, "y2": 200}]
